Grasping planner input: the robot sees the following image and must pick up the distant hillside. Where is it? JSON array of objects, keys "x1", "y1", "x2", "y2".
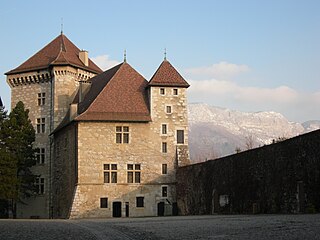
[{"x1": 188, "y1": 103, "x2": 320, "y2": 163}]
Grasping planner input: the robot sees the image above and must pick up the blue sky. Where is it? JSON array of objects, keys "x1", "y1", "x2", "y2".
[{"x1": 0, "y1": 0, "x2": 319, "y2": 122}]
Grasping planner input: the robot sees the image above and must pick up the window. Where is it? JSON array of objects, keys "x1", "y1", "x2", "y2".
[
  {"x1": 173, "y1": 89, "x2": 178, "y2": 95},
  {"x1": 116, "y1": 126, "x2": 129, "y2": 144},
  {"x1": 37, "y1": 92, "x2": 46, "y2": 106},
  {"x1": 162, "y1": 164, "x2": 168, "y2": 174},
  {"x1": 36, "y1": 118, "x2": 45, "y2": 133},
  {"x1": 136, "y1": 197, "x2": 144, "y2": 207},
  {"x1": 35, "y1": 178, "x2": 45, "y2": 194},
  {"x1": 161, "y1": 124, "x2": 167, "y2": 135},
  {"x1": 104, "y1": 164, "x2": 117, "y2": 183},
  {"x1": 100, "y1": 198, "x2": 108, "y2": 208},
  {"x1": 162, "y1": 186, "x2": 168, "y2": 197},
  {"x1": 177, "y1": 130, "x2": 184, "y2": 144},
  {"x1": 160, "y1": 88, "x2": 165, "y2": 95},
  {"x1": 35, "y1": 148, "x2": 45, "y2": 164},
  {"x1": 166, "y1": 105, "x2": 172, "y2": 114},
  {"x1": 162, "y1": 142, "x2": 167, "y2": 153},
  {"x1": 127, "y1": 164, "x2": 141, "y2": 183}
]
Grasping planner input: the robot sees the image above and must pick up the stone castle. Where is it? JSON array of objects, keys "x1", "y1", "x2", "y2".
[{"x1": 6, "y1": 33, "x2": 190, "y2": 218}]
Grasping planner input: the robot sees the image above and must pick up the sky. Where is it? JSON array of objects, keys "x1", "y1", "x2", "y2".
[{"x1": 0, "y1": 0, "x2": 319, "y2": 122}]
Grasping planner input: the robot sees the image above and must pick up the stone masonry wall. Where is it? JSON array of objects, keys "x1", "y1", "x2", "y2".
[
  {"x1": 69, "y1": 121, "x2": 178, "y2": 218},
  {"x1": 8, "y1": 69, "x2": 52, "y2": 218},
  {"x1": 52, "y1": 123, "x2": 77, "y2": 218},
  {"x1": 177, "y1": 129, "x2": 320, "y2": 215}
]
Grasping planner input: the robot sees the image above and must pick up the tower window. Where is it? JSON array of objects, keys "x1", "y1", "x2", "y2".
[
  {"x1": 177, "y1": 130, "x2": 185, "y2": 144},
  {"x1": 37, "y1": 92, "x2": 46, "y2": 106},
  {"x1": 36, "y1": 118, "x2": 45, "y2": 133},
  {"x1": 161, "y1": 124, "x2": 167, "y2": 135},
  {"x1": 35, "y1": 148, "x2": 45, "y2": 164},
  {"x1": 162, "y1": 164, "x2": 168, "y2": 174},
  {"x1": 35, "y1": 177, "x2": 45, "y2": 195},
  {"x1": 173, "y1": 89, "x2": 178, "y2": 95},
  {"x1": 166, "y1": 106, "x2": 172, "y2": 114},
  {"x1": 160, "y1": 88, "x2": 165, "y2": 95},
  {"x1": 162, "y1": 142, "x2": 167, "y2": 153}
]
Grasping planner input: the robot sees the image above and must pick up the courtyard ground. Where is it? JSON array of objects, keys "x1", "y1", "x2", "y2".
[{"x1": 0, "y1": 214, "x2": 319, "y2": 239}]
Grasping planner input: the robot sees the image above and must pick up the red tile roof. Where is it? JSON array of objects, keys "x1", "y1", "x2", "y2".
[
  {"x1": 149, "y1": 60, "x2": 189, "y2": 88},
  {"x1": 6, "y1": 33, "x2": 102, "y2": 75},
  {"x1": 76, "y1": 62, "x2": 151, "y2": 122}
]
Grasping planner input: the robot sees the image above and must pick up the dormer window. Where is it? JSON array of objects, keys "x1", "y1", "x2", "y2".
[{"x1": 160, "y1": 88, "x2": 165, "y2": 95}]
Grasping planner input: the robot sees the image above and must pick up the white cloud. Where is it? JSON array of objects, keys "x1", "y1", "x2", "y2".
[
  {"x1": 91, "y1": 55, "x2": 120, "y2": 71},
  {"x1": 185, "y1": 61, "x2": 250, "y2": 79},
  {"x1": 188, "y1": 78, "x2": 320, "y2": 122}
]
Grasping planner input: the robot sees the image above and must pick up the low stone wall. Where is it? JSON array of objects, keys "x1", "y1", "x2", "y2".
[{"x1": 177, "y1": 130, "x2": 320, "y2": 215}]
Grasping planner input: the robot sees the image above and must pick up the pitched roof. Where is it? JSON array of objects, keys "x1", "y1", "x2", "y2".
[
  {"x1": 6, "y1": 33, "x2": 102, "y2": 75},
  {"x1": 0, "y1": 97, "x2": 3, "y2": 108},
  {"x1": 76, "y1": 62, "x2": 151, "y2": 122},
  {"x1": 148, "y1": 60, "x2": 189, "y2": 88}
]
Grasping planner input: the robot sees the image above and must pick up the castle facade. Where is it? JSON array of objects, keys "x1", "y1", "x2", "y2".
[{"x1": 6, "y1": 33, "x2": 190, "y2": 218}]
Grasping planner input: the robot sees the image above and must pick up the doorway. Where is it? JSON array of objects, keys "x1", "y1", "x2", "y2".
[
  {"x1": 113, "y1": 202, "x2": 122, "y2": 217},
  {"x1": 125, "y1": 202, "x2": 129, "y2": 217},
  {"x1": 157, "y1": 202, "x2": 164, "y2": 216}
]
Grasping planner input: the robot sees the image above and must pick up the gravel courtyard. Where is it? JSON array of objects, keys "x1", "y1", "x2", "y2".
[{"x1": 0, "y1": 214, "x2": 319, "y2": 240}]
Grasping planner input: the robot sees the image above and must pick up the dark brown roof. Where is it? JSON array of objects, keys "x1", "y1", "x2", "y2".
[
  {"x1": 76, "y1": 62, "x2": 151, "y2": 122},
  {"x1": 148, "y1": 60, "x2": 189, "y2": 87},
  {"x1": 6, "y1": 33, "x2": 102, "y2": 75}
]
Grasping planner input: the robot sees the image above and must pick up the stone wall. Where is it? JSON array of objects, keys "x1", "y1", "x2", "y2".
[
  {"x1": 52, "y1": 123, "x2": 77, "y2": 218},
  {"x1": 8, "y1": 69, "x2": 52, "y2": 218},
  {"x1": 177, "y1": 129, "x2": 320, "y2": 215}
]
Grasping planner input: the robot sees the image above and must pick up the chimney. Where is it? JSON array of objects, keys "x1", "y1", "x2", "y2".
[{"x1": 79, "y1": 50, "x2": 89, "y2": 66}]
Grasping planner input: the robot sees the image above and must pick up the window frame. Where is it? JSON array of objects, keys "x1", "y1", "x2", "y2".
[
  {"x1": 173, "y1": 88, "x2": 178, "y2": 96},
  {"x1": 161, "y1": 124, "x2": 167, "y2": 135},
  {"x1": 35, "y1": 148, "x2": 45, "y2": 164},
  {"x1": 136, "y1": 196, "x2": 144, "y2": 208},
  {"x1": 162, "y1": 142, "x2": 167, "y2": 153},
  {"x1": 177, "y1": 130, "x2": 185, "y2": 144},
  {"x1": 36, "y1": 118, "x2": 45, "y2": 133},
  {"x1": 37, "y1": 92, "x2": 46, "y2": 106},
  {"x1": 104, "y1": 164, "x2": 117, "y2": 183},
  {"x1": 116, "y1": 126, "x2": 130, "y2": 144},
  {"x1": 162, "y1": 186, "x2": 168, "y2": 198},
  {"x1": 160, "y1": 88, "x2": 165, "y2": 95},
  {"x1": 100, "y1": 198, "x2": 108, "y2": 208},
  {"x1": 162, "y1": 164, "x2": 168, "y2": 174},
  {"x1": 165, "y1": 105, "x2": 172, "y2": 114},
  {"x1": 35, "y1": 177, "x2": 45, "y2": 195},
  {"x1": 127, "y1": 164, "x2": 141, "y2": 183}
]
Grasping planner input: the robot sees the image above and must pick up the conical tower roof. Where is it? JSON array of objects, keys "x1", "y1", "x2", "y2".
[
  {"x1": 149, "y1": 60, "x2": 189, "y2": 88},
  {"x1": 6, "y1": 33, "x2": 102, "y2": 75}
]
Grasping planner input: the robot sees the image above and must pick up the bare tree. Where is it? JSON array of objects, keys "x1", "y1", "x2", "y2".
[{"x1": 245, "y1": 135, "x2": 255, "y2": 150}]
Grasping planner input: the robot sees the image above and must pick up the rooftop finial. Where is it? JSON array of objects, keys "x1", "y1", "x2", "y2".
[
  {"x1": 61, "y1": 17, "x2": 63, "y2": 34},
  {"x1": 124, "y1": 49, "x2": 127, "y2": 63},
  {"x1": 164, "y1": 48, "x2": 167, "y2": 61}
]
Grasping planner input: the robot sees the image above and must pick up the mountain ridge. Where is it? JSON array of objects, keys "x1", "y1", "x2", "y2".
[{"x1": 188, "y1": 103, "x2": 320, "y2": 163}]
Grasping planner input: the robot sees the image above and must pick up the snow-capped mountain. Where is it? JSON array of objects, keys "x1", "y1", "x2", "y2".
[{"x1": 188, "y1": 103, "x2": 319, "y2": 163}]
